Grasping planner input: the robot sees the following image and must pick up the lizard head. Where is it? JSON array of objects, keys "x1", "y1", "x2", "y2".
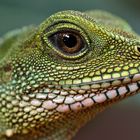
[
  {"x1": 1, "y1": 10, "x2": 140, "y2": 139},
  {"x1": 26, "y1": 10, "x2": 140, "y2": 111}
]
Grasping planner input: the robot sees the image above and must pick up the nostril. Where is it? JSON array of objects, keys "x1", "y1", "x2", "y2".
[
  {"x1": 137, "y1": 46, "x2": 140, "y2": 52},
  {"x1": 134, "y1": 45, "x2": 140, "y2": 54}
]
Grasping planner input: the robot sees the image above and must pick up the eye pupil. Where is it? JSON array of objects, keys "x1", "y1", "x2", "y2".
[{"x1": 63, "y1": 34, "x2": 77, "y2": 48}]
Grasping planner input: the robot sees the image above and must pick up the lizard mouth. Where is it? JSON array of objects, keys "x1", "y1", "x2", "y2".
[{"x1": 29, "y1": 73, "x2": 140, "y2": 112}]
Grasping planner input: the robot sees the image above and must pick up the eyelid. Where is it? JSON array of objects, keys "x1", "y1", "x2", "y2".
[
  {"x1": 41, "y1": 23, "x2": 91, "y2": 60},
  {"x1": 44, "y1": 22, "x2": 90, "y2": 44}
]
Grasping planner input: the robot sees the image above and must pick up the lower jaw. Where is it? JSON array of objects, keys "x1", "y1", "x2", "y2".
[{"x1": 54, "y1": 81, "x2": 140, "y2": 112}]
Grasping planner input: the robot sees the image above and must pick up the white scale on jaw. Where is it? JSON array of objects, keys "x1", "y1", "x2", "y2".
[
  {"x1": 29, "y1": 74, "x2": 140, "y2": 113},
  {"x1": 58, "y1": 82, "x2": 139, "y2": 112}
]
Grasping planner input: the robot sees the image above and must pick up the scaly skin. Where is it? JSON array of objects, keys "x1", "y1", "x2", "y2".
[{"x1": 0, "y1": 10, "x2": 140, "y2": 140}]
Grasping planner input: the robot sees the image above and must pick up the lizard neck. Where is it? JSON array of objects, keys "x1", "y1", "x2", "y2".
[{"x1": 1, "y1": 102, "x2": 106, "y2": 140}]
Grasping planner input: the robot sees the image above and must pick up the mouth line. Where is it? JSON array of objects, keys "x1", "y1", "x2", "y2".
[
  {"x1": 63, "y1": 73, "x2": 140, "y2": 87},
  {"x1": 27, "y1": 73, "x2": 140, "y2": 95}
]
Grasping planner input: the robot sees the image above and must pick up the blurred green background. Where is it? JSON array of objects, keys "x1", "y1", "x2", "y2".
[{"x1": 0, "y1": 0, "x2": 140, "y2": 140}]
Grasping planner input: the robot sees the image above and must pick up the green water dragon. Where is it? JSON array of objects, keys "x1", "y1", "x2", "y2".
[{"x1": 0, "y1": 10, "x2": 140, "y2": 140}]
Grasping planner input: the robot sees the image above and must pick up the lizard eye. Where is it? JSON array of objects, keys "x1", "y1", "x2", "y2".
[{"x1": 49, "y1": 31, "x2": 87, "y2": 55}]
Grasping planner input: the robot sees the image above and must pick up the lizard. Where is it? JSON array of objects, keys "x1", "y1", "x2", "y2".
[{"x1": 0, "y1": 10, "x2": 140, "y2": 140}]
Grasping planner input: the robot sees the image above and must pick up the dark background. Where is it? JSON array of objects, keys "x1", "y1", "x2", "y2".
[{"x1": 0, "y1": 0, "x2": 140, "y2": 140}]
